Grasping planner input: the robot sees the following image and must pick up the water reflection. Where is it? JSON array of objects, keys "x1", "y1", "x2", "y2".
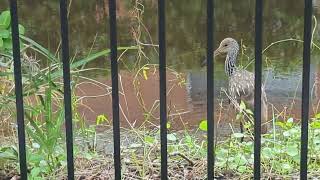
[{"x1": 0, "y1": 0, "x2": 320, "y2": 134}]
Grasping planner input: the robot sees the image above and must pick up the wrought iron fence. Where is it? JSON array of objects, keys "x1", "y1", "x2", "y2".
[{"x1": 8, "y1": 0, "x2": 312, "y2": 179}]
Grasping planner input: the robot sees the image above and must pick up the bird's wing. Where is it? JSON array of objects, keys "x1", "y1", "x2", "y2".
[{"x1": 228, "y1": 69, "x2": 255, "y2": 102}]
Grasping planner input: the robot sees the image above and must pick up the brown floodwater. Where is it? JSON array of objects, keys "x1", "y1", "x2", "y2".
[
  {"x1": 75, "y1": 65, "x2": 320, "y2": 135},
  {"x1": 1, "y1": 0, "x2": 320, "y2": 134}
]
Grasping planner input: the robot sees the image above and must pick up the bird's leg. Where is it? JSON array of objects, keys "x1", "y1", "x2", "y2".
[{"x1": 240, "y1": 120, "x2": 244, "y2": 142}]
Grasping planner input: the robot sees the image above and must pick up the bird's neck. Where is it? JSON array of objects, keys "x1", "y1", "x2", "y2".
[{"x1": 225, "y1": 49, "x2": 238, "y2": 76}]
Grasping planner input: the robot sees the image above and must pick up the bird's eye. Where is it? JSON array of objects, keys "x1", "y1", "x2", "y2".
[{"x1": 224, "y1": 44, "x2": 228, "y2": 47}]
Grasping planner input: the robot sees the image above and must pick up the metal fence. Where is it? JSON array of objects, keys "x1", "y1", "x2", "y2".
[{"x1": 8, "y1": 0, "x2": 312, "y2": 179}]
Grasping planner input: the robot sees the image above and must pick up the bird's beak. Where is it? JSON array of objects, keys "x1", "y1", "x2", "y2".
[
  {"x1": 200, "y1": 47, "x2": 221, "y2": 67},
  {"x1": 214, "y1": 48, "x2": 221, "y2": 57}
]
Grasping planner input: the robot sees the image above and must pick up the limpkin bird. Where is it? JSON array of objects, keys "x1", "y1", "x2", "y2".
[{"x1": 214, "y1": 38, "x2": 268, "y2": 134}]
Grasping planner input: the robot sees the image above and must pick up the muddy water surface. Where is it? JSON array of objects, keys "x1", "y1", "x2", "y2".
[{"x1": 1, "y1": 0, "x2": 320, "y2": 135}]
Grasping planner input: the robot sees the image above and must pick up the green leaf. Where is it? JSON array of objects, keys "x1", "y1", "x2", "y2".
[
  {"x1": 18, "y1": 24, "x2": 25, "y2": 35},
  {"x1": 234, "y1": 155, "x2": 247, "y2": 166},
  {"x1": 0, "y1": 38, "x2": 3, "y2": 48},
  {"x1": 237, "y1": 166, "x2": 247, "y2": 173},
  {"x1": 46, "y1": 46, "x2": 138, "y2": 80},
  {"x1": 71, "y1": 47, "x2": 136, "y2": 69},
  {"x1": 240, "y1": 101, "x2": 246, "y2": 111},
  {"x1": 96, "y1": 114, "x2": 108, "y2": 125},
  {"x1": 236, "y1": 113, "x2": 242, "y2": 120},
  {"x1": 167, "y1": 133, "x2": 177, "y2": 141},
  {"x1": 232, "y1": 133, "x2": 244, "y2": 138},
  {"x1": 0, "y1": 11, "x2": 11, "y2": 29},
  {"x1": 0, "y1": 147, "x2": 18, "y2": 160},
  {"x1": 30, "y1": 167, "x2": 41, "y2": 178},
  {"x1": 281, "y1": 163, "x2": 292, "y2": 170},
  {"x1": 20, "y1": 35, "x2": 58, "y2": 63},
  {"x1": 262, "y1": 147, "x2": 274, "y2": 159},
  {"x1": 276, "y1": 121, "x2": 286, "y2": 129},
  {"x1": 0, "y1": 29, "x2": 9, "y2": 38},
  {"x1": 292, "y1": 155, "x2": 300, "y2": 164},
  {"x1": 315, "y1": 113, "x2": 320, "y2": 119},
  {"x1": 166, "y1": 122, "x2": 171, "y2": 129},
  {"x1": 245, "y1": 109, "x2": 253, "y2": 115},
  {"x1": 28, "y1": 154, "x2": 43, "y2": 164},
  {"x1": 286, "y1": 144, "x2": 298, "y2": 157},
  {"x1": 3, "y1": 38, "x2": 12, "y2": 50},
  {"x1": 199, "y1": 120, "x2": 207, "y2": 131},
  {"x1": 144, "y1": 136, "x2": 155, "y2": 144},
  {"x1": 311, "y1": 121, "x2": 320, "y2": 129}
]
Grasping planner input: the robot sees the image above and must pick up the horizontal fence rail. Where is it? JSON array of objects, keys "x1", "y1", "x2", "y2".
[
  {"x1": 7, "y1": 0, "x2": 314, "y2": 179},
  {"x1": 9, "y1": 0, "x2": 28, "y2": 179}
]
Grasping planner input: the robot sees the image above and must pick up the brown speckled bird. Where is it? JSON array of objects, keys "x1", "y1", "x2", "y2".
[{"x1": 214, "y1": 38, "x2": 268, "y2": 134}]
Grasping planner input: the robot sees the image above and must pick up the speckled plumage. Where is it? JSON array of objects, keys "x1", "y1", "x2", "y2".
[{"x1": 215, "y1": 38, "x2": 268, "y2": 133}]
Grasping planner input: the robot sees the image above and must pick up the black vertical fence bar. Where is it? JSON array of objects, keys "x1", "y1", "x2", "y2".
[
  {"x1": 108, "y1": 0, "x2": 121, "y2": 179},
  {"x1": 254, "y1": 0, "x2": 263, "y2": 179},
  {"x1": 158, "y1": 0, "x2": 167, "y2": 179},
  {"x1": 206, "y1": 0, "x2": 214, "y2": 179},
  {"x1": 59, "y1": 0, "x2": 75, "y2": 179},
  {"x1": 9, "y1": 1, "x2": 28, "y2": 179},
  {"x1": 300, "y1": 0, "x2": 312, "y2": 179}
]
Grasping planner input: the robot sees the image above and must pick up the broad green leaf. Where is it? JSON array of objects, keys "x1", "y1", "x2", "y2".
[
  {"x1": 281, "y1": 163, "x2": 292, "y2": 170},
  {"x1": 0, "y1": 29, "x2": 9, "y2": 38},
  {"x1": 144, "y1": 136, "x2": 155, "y2": 144},
  {"x1": 0, "y1": 11, "x2": 11, "y2": 29},
  {"x1": 286, "y1": 144, "x2": 298, "y2": 157},
  {"x1": 199, "y1": 120, "x2": 207, "y2": 131},
  {"x1": 245, "y1": 109, "x2": 253, "y2": 115},
  {"x1": 237, "y1": 166, "x2": 247, "y2": 173},
  {"x1": 235, "y1": 155, "x2": 247, "y2": 166},
  {"x1": 276, "y1": 121, "x2": 286, "y2": 129},
  {"x1": 311, "y1": 121, "x2": 320, "y2": 129},
  {"x1": 315, "y1": 113, "x2": 320, "y2": 119},
  {"x1": 292, "y1": 155, "x2": 300, "y2": 164},
  {"x1": 28, "y1": 154, "x2": 43, "y2": 164},
  {"x1": 167, "y1": 133, "x2": 177, "y2": 141},
  {"x1": 262, "y1": 147, "x2": 274, "y2": 159},
  {"x1": 30, "y1": 167, "x2": 41, "y2": 178},
  {"x1": 0, "y1": 38, "x2": 3, "y2": 47}
]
